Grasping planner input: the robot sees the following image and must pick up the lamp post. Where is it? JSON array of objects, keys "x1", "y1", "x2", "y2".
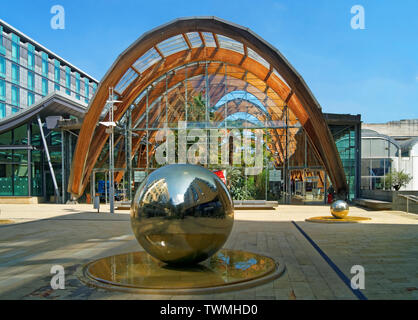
[{"x1": 99, "y1": 87, "x2": 122, "y2": 214}]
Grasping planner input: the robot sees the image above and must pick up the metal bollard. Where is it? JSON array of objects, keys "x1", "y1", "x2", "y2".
[{"x1": 93, "y1": 196, "x2": 100, "y2": 213}]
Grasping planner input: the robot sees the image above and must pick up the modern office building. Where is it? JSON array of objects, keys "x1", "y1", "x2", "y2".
[
  {"x1": 361, "y1": 119, "x2": 418, "y2": 191},
  {"x1": 0, "y1": 19, "x2": 98, "y2": 202},
  {"x1": 361, "y1": 129, "x2": 400, "y2": 191},
  {"x1": 0, "y1": 19, "x2": 98, "y2": 118}
]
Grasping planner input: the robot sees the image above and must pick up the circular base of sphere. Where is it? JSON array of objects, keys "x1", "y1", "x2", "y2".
[
  {"x1": 78, "y1": 249, "x2": 285, "y2": 295},
  {"x1": 0, "y1": 219, "x2": 14, "y2": 225},
  {"x1": 305, "y1": 216, "x2": 371, "y2": 223}
]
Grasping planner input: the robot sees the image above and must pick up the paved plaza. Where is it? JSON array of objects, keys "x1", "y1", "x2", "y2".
[{"x1": 0, "y1": 203, "x2": 417, "y2": 300}]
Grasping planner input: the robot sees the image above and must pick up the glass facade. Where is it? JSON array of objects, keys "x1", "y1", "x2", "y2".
[
  {"x1": 0, "y1": 121, "x2": 71, "y2": 198},
  {"x1": 0, "y1": 21, "x2": 98, "y2": 119},
  {"x1": 361, "y1": 131, "x2": 399, "y2": 190},
  {"x1": 90, "y1": 61, "x2": 359, "y2": 204},
  {"x1": 0, "y1": 124, "x2": 28, "y2": 196},
  {"x1": 328, "y1": 124, "x2": 359, "y2": 200}
]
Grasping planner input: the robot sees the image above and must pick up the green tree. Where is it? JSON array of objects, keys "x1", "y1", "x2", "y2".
[
  {"x1": 226, "y1": 167, "x2": 253, "y2": 200},
  {"x1": 188, "y1": 93, "x2": 206, "y2": 122},
  {"x1": 187, "y1": 93, "x2": 216, "y2": 122},
  {"x1": 384, "y1": 169, "x2": 412, "y2": 191}
]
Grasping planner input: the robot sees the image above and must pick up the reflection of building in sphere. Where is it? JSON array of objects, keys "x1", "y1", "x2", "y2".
[
  {"x1": 131, "y1": 164, "x2": 234, "y2": 266},
  {"x1": 182, "y1": 177, "x2": 228, "y2": 218},
  {"x1": 144, "y1": 178, "x2": 169, "y2": 203},
  {"x1": 140, "y1": 178, "x2": 171, "y2": 218},
  {"x1": 184, "y1": 177, "x2": 216, "y2": 206}
]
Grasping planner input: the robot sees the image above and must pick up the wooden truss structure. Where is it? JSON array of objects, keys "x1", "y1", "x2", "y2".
[{"x1": 68, "y1": 17, "x2": 348, "y2": 198}]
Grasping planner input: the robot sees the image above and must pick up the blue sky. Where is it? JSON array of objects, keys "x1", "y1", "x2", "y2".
[{"x1": 2, "y1": 0, "x2": 417, "y2": 123}]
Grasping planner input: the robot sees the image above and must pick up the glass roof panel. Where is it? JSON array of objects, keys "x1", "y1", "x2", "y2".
[
  {"x1": 202, "y1": 32, "x2": 216, "y2": 47},
  {"x1": 132, "y1": 47, "x2": 161, "y2": 73},
  {"x1": 186, "y1": 32, "x2": 203, "y2": 48},
  {"x1": 213, "y1": 90, "x2": 267, "y2": 113},
  {"x1": 217, "y1": 34, "x2": 244, "y2": 54},
  {"x1": 115, "y1": 68, "x2": 137, "y2": 93},
  {"x1": 156, "y1": 34, "x2": 188, "y2": 56}
]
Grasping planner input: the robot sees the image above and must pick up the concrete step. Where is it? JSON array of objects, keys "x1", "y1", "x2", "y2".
[{"x1": 353, "y1": 198, "x2": 392, "y2": 210}]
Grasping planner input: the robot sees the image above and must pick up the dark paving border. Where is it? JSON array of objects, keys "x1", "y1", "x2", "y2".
[{"x1": 291, "y1": 221, "x2": 368, "y2": 300}]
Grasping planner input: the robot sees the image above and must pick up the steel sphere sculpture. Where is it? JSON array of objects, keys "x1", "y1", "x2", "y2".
[
  {"x1": 330, "y1": 200, "x2": 349, "y2": 219},
  {"x1": 131, "y1": 164, "x2": 234, "y2": 266}
]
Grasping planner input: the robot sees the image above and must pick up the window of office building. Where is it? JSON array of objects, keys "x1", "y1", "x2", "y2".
[
  {"x1": 0, "y1": 125, "x2": 29, "y2": 196},
  {"x1": 75, "y1": 72, "x2": 80, "y2": 100},
  {"x1": 27, "y1": 92, "x2": 34, "y2": 106},
  {"x1": 11, "y1": 63, "x2": 19, "y2": 84},
  {"x1": 0, "y1": 56, "x2": 5, "y2": 77},
  {"x1": 84, "y1": 78, "x2": 89, "y2": 103},
  {"x1": 65, "y1": 66, "x2": 71, "y2": 95},
  {"x1": 27, "y1": 43, "x2": 35, "y2": 70},
  {"x1": 28, "y1": 71, "x2": 34, "y2": 91},
  {"x1": 41, "y1": 52, "x2": 48, "y2": 77},
  {"x1": 11, "y1": 34, "x2": 20, "y2": 63},
  {"x1": 328, "y1": 125, "x2": 358, "y2": 200},
  {"x1": 11, "y1": 85, "x2": 19, "y2": 109},
  {"x1": 0, "y1": 103, "x2": 5, "y2": 118},
  {"x1": 54, "y1": 60, "x2": 60, "y2": 91},
  {"x1": 0, "y1": 26, "x2": 5, "y2": 55},
  {"x1": 361, "y1": 136, "x2": 399, "y2": 190},
  {"x1": 42, "y1": 78, "x2": 48, "y2": 96},
  {"x1": 0, "y1": 79, "x2": 5, "y2": 101}
]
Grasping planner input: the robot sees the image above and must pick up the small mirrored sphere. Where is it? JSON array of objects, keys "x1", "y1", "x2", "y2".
[
  {"x1": 131, "y1": 164, "x2": 234, "y2": 266},
  {"x1": 330, "y1": 200, "x2": 349, "y2": 219}
]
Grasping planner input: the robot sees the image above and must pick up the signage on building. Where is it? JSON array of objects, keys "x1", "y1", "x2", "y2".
[{"x1": 269, "y1": 170, "x2": 282, "y2": 182}]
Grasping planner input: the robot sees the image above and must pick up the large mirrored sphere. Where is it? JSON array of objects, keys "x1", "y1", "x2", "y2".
[
  {"x1": 330, "y1": 200, "x2": 349, "y2": 219},
  {"x1": 131, "y1": 164, "x2": 234, "y2": 266}
]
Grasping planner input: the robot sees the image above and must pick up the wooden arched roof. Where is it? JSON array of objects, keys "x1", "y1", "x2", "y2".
[{"x1": 68, "y1": 17, "x2": 348, "y2": 198}]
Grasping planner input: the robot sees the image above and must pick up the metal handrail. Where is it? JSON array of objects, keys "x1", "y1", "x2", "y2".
[{"x1": 397, "y1": 194, "x2": 418, "y2": 213}]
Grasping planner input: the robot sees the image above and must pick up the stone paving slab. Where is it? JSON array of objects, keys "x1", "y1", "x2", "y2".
[{"x1": 0, "y1": 203, "x2": 417, "y2": 300}]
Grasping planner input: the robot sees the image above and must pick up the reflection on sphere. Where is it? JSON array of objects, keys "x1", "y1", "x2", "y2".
[
  {"x1": 131, "y1": 164, "x2": 234, "y2": 265},
  {"x1": 330, "y1": 200, "x2": 349, "y2": 219}
]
